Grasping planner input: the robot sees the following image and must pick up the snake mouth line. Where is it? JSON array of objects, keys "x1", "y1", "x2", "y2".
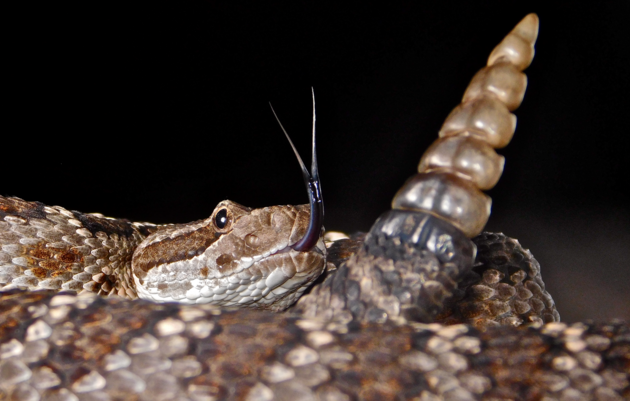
[
  {"x1": 136, "y1": 243, "x2": 311, "y2": 306},
  {"x1": 233, "y1": 244, "x2": 292, "y2": 272}
]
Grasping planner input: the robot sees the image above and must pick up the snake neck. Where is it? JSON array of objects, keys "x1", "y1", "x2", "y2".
[
  {"x1": 0, "y1": 196, "x2": 155, "y2": 298},
  {"x1": 1, "y1": 196, "x2": 328, "y2": 311}
]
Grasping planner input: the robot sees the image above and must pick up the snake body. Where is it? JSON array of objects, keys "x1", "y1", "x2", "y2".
[
  {"x1": 1, "y1": 206, "x2": 627, "y2": 400},
  {"x1": 1, "y1": 14, "x2": 629, "y2": 400}
]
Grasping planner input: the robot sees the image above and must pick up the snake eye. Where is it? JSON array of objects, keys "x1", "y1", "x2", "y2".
[{"x1": 215, "y1": 208, "x2": 229, "y2": 229}]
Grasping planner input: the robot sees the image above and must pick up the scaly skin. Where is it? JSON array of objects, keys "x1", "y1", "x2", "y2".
[
  {"x1": 0, "y1": 196, "x2": 326, "y2": 312},
  {"x1": 1, "y1": 198, "x2": 628, "y2": 400},
  {"x1": 1, "y1": 14, "x2": 628, "y2": 400},
  {"x1": 0, "y1": 291, "x2": 628, "y2": 400}
]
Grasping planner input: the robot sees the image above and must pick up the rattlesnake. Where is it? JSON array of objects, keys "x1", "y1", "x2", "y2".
[{"x1": 1, "y1": 14, "x2": 628, "y2": 401}]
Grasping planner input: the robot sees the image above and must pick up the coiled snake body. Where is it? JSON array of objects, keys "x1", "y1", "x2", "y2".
[{"x1": 1, "y1": 15, "x2": 628, "y2": 401}]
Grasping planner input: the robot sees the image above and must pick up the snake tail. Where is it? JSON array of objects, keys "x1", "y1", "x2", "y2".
[
  {"x1": 295, "y1": 14, "x2": 547, "y2": 325},
  {"x1": 392, "y1": 13, "x2": 539, "y2": 238}
]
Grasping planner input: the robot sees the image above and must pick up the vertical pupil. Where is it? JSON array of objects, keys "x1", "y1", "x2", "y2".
[{"x1": 215, "y1": 209, "x2": 228, "y2": 229}]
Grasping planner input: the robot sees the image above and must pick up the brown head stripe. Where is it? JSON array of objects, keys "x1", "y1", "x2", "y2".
[{"x1": 132, "y1": 224, "x2": 220, "y2": 280}]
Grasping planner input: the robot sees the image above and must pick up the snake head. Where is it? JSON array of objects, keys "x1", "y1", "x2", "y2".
[
  {"x1": 132, "y1": 90, "x2": 326, "y2": 311},
  {"x1": 131, "y1": 200, "x2": 326, "y2": 311}
]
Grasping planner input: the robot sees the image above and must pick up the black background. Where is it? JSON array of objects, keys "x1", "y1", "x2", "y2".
[{"x1": 5, "y1": 2, "x2": 628, "y2": 322}]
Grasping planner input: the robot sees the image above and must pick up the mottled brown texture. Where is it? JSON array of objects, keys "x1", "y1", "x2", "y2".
[
  {"x1": 294, "y1": 230, "x2": 560, "y2": 330},
  {"x1": 0, "y1": 196, "x2": 151, "y2": 299},
  {"x1": 324, "y1": 234, "x2": 365, "y2": 268},
  {"x1": 0, "y1": 291, "x2": 628, "y2": 400},
  {"x1": 0, "y1": 196, "x2": 48, "y2": 221},
  {"x1": 3, "y1": 196, "x2": 623, "y2": 399},
  {"x1": 435, "y1": 232, "x2": 561, "y2": 328}
]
